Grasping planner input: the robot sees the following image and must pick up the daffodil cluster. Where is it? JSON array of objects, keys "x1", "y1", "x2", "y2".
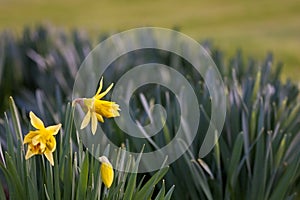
[{"x1": 22, "y1": 77, "x2": 117, "y2": 188}]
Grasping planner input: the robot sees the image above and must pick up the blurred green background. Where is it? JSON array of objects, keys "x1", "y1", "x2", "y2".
[{"x1": 0, "y1": 0, "x2": 299, "y2": 80}]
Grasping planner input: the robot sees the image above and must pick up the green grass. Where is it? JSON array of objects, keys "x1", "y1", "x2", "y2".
[{"x1": 0, "y1": 0, "x2": 299, "y2": 80}]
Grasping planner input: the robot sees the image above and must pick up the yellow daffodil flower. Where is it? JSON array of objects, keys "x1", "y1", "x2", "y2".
[
  {"x1": 99, "y1": 156, "x2": 114, "y2": 188},
  {"x1": 73, "y1": 77, "x2": 120, "y2": 135},
  {"x1": 23, "y1": 111, "x2": 61, "y2": 166}
]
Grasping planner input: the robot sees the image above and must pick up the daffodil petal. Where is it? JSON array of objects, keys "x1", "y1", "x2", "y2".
[
  {"x1": 44, "y1": 150, "x2": 54, "y2": 166},
  {"x1": 25, "y1": 147, "x2": 38, "y2": 160},
  {"x1": 32, "y1": 135, "x2": 41, "y2": 146},
  {"x1": 95, "y1": 83, "x2": 114, "y2": 100},
  {"x1": 23, "y1": 130, "x2": 39, "y2": 144},
  {"x1": 91, "y1": 112, "x2": 97, "y2": 135},
  {"x1": 30, "y1": 111, "x2": 45, "y2": 129},
  {"x1": 99, "y1": 156, "x2": 111, "y2": 164},
  {"x1": 40, "y1": 142, "x2": 46, "y2": 152},
  {"x1": 46, "y1": 136, "x2": 56, "y2": 152},
  {"x1": 80, "y1": 110, "x2": 91, "y2": 129},
  {"x1": 46, "y1": 124, "x2": 62, "y2": 135},
  {"x1": 95, "y1": 77, "x2": 104, "y2": 96},
  {"x1": 83, "y1": 98, "x2": 94, "y2": 108},
  {"x1": 96, "y1": 113, "x2": 104, "y2": 123}
]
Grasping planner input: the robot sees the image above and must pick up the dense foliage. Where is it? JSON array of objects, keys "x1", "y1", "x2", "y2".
[{"x1": 0, "y1": 25, "x2": 299, "y2": 199}]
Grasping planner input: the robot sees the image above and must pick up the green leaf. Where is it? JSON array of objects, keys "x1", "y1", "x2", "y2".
[
  {"x1": 4, "y1": 113, "x2": 15, "y2": 161},
  {"x1": 59, "y1": 103, "x2": 74, "y2": 174},
  {"x1": 269, "y1": 155, "x2": 300, "y2": 200},
  {"x1": 44, "y1": 184, "x2": 51, "y2": 200},
  {"x1": 164, "y1": 185, "x2": 175, "y2": 200},
  {"x1": 8, "y1": 97, "x2": 23, "y2": 145},
  {"x1": 226, "y1": 132, "x2": 243, "y2": 197},
  {"x1": 0, "y1": 179, "x2": 7, "y2": 200},
  {"x1": 26, "y1": 176, "x2": 39, "y2": 200},
  {"x1": 0, "y1": 152, "x2": 26, "y2": 199},
  {"x1": 123, "y1": 146, "x2": 144, "y2": 200},
  {"x1": 53, "y1": 151, "x2": 61, "y2": 200},
  {"x1": 45, "y1": 163, "x2": 54, "y2": 200},
  {"x1": 251, "y1": 70, "x2": 261, "y2": 102},
  {"x1": 134, "y1": 167, "x2": 169, "y2": 200},
  {"x1": 76, "y1": 151, "x2": 89, "y2": 200},
  {"x1": 250, "y1": 129, "x2": 266, "y2": 200},
  {"x1": 275, "y1": 134, "x2": 287, "y2": 168},
  {"x1": 154, "y1": 180, "x2": 165, "y2": 200},
  {"x1": 63, "y1": 156, "x2": 72, "y2": 200},
  {"x1": 90, "y1": 152, "x2": 101, "y2": 200}
]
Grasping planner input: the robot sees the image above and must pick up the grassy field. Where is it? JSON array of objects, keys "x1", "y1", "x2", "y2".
[{"x1": 0, "y1": 0, "x2": 299, "y2": 80}]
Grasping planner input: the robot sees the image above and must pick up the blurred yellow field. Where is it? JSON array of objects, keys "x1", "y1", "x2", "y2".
[{"x1": 0, "y1": 0, "x2": 299, "y2": 80}]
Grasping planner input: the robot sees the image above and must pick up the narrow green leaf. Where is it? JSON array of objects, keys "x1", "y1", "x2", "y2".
[
  {"x1": 154, "y1": 180, "x2": 165, "y2": 200},
  {"x1": 134, "y1": 167, "x2": 169, "y2": 200},
  {"x1": 63, "y1": 156, "x2": 72, "y2": 200},
  {"x1": 53, "y1": 151, "x2": 61, "y2": 200},
  {"x1": 71, "y1": 152, "x2": 78, "y2": 200},
  {"x1": 59, "y1": 103, "x2": 74, "y2": 174},
  {"x1": 26, "y1": 176, "x2": 39, "y2": 200},
  {"x1": 4, "y1": 113, "x2": 15, "y2": 161},
  {"x1": 269, "y1": 156, "x2": 300, "y2": 200},
  {"x1": 76, "y1": 151, "x2": 89, "y2": 200},
  {"x1": 251, "y1": 70, "x2": 261, "y2": 102},
  {"x1": 27, "y1": 155, "x2": 38, "y2": 200},
  {"x1": 164, "y1": 185, "x2": 175, "y2": 200},
  {"x1": 90, "y1": 153, "x2": 101, "y2": 200},
  {"x1": 250, "y1": 129, "x2": 266, "y2": 200},
  {"x1": 46, "y1": 164, "x2": 54, "y2": 200},
  {"x1": 135, "y1": 175, "x2": 146, "y2": 192},
  {"x1": 123, "y1": 146, "x2": 144, "y2": 200},
  {"x1": 44, "y1": 184, "x2": 51, "y2": 200},
  {"x1": 0, "y1": 152, "x2": 26, "y2": 199},
  {"x1": 275, "y1": 134, "x2": 287, "y2": 168},
  {"x1": 8, "y1": 96, "x2": 23, "y2": 145},
  {"x1": 0, "y1": 177, "x2": 7, "y2": 200},
  {"x1": 226, "y1": 132, "x2": 243, "y2": 197}
]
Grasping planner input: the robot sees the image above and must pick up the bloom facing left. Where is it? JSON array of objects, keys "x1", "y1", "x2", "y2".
[
  {"x1": 23, "y1": 111, "x2": 61, "y2": 166},
  {"x1": 73, "y1": 77, "x2": 120, "y2": 135}
]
